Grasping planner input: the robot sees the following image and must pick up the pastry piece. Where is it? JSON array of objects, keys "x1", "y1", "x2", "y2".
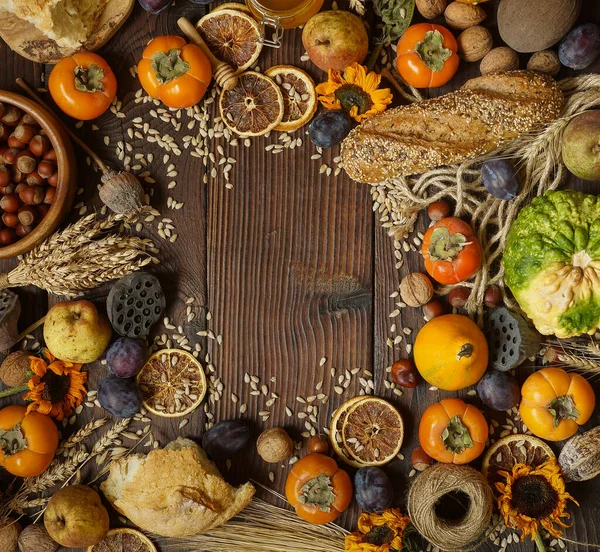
[
  {"x1": 341, "y1": 71, "x2": 564, "y2": 183},
  {"x1": 101, "y1": 438, "x2": 255, "y2": 537},
  {"x1": 0, "y1": 0, "x2": 109, "y2": 48}
]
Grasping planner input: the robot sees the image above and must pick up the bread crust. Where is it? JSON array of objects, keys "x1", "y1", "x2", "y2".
[
  {"x1": 340, "y1": 71, "x2": 564, "y2": 183},
  {"x1": 101, "y1": 438, "x2": 255, "y2": 537}
]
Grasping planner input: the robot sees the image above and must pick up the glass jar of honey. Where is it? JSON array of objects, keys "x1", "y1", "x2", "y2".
[{"x1": 246, "y1": 0, "x2": 324, "y2": 47}]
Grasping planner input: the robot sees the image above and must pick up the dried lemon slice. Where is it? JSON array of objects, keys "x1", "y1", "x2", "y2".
[
  {"x1": 329, "y1": 396, "x2": 370, "y2": 468},
  {"x1": 341, "y1": 397, "x2": 404, "y2": 467},
  {"x1": 220, "y1": 71, "x2": 284, "y2": 137},
  {"x1": 482, "y1": 434, "x2": 554, "y2": 492},
  {"x1": 264, "y1": 65, "x2": 317, "y2": 131},
  {"x1": 86, "y1": 528, "x2": 157, "y2": 552},
  {"x1": 196, "y1": 9, "x2": 262, "y2": 73},
  {"x1": 137, "y1": 349, "x2": 207, "y2": 418}
]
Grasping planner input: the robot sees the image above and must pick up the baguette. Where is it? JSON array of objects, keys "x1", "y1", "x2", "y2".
[{"x1": 340, "y1": 71, "x2": 564, "y2": 184}]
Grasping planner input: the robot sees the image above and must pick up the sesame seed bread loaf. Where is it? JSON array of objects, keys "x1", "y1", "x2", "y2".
[
  {"x1": 101, "y1": 438, "x2": 255, "y2": 537},
  {"x1": 341, "y1": 71, "x2": 564, "y2": 184},
  {"x1": 0, "y1": 0, "x2": 108, "y2": 48}
]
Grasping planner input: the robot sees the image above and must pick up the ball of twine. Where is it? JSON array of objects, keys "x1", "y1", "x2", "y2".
[{"x1": 407, "y1": 463, "x2": 493, "y2": 551}]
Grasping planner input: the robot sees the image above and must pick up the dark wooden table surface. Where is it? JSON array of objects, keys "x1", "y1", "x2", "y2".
[{"x1": 1, "y1": 1, "x2": 600, "y2": 551}]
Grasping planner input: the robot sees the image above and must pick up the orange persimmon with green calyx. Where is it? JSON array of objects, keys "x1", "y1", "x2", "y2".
[
  {"x1": 422, "y1": 217, "x2": 482, "y2": 285},
  {"x1": 520, "y1": 368, "x2": 595, "y2": 442},
  {"x1": 396, "y1": 24, "x2": 459, "y2": 88},
  {"x1": 419, "y1": 398, "x2": 488, "y2": 464},
  {"x1": 49, "y1": 52, "x2": 117, "y2": 120},
  {"x1": 0, "y1": 405, "x2": 58, "y2": 477},
  {"x1": 414, "y1": 314, "x2": 488, "y2": 391},
  {"x1": 138, "y1": 35, "x2": 212, "y2": 109},
  {"x1": 285, "y1": 452, "x2": 352, "y2": 525}
]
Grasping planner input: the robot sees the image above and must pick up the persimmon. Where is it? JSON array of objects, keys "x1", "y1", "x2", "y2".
[
  {"x1": 285, "y1": 453, "x2": 352, "y2": 524},
  {"x1": 520, "y1": 368, "x2": 595, "y2": 441},
  {"x1": 396, "y1": 24, "x2": 459, "y2": 88},
  {"x1": 0, "y1": 405, "x2": 58, "y2": 477},
  {"x1": 49, "y1": 53, "x2": 117, "y2": 120},
  {"x1": 138, "y1": 35, "x2": 212, "y2": 109},
  {"x1": 421, "y1": 217, "x2": 482, "y2": 285},
  {"x1": 419, "y1": 398, "x2": 488, "y2": 464}
]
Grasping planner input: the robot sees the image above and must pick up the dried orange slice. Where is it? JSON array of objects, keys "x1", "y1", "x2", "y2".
[
  {"x1": 341, "y1": 397, "x2": 404, "y2": 467},
  {"x1": 264, "y1": 65, "x2": 317, "y2": 131},
  {"x1": 330, "y1": 396, "x2": 369, "y2": 467},
  {"x1": 196, "y1": 9, "x2": 262, "y2": 73},
  {"x1": 212, "y1": 2, "x2": 252, "y2": 14},
  {"x1": 136, "y1": 349, "x2": 207, "y2": 418},
  {"x1": 220, "y1": 71, "x2": 284, "y2": 137},
  {"x1": 86, "y1": 528, "x2": 157, "y2": 552},
  {"x1": 482, "y1": 434, "x2": 554, "y2": 492}
]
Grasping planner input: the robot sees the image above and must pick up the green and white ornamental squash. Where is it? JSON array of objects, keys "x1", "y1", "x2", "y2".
[{"x1": 504, "y1": 190, "x2": 600, "y2": 338}]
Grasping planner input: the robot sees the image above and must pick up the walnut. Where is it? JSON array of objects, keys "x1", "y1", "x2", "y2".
[
  {"x1": 257, "y1": 428, "x2": 293, "y2": 463},
  {"x1": 527, "y1": 50, "x2": 561, "y2": 76},
  {"x1": 416, "y1": 0, "x2": 447, "y2": 19},
  {"x1": 400, "y1": 273, "x2": 434, "y2": 307},
  {"x1": 0, "y1": 518, "x2": 21, "y2": 552},
  {"x1": 18, "y1": 524, "x2": 58, "y2": 552},
  {"x1": 444, "y1": 1, "x2": 487, "y2": 30},
  {"x1": 480, "y1": 47, "x2": 519, "y2": 75},
  {"x1": 0, "y1": 350, "x2": 31, "y2": 387},
  {"x1": 457, "y1": 26, "x2": 493, "y2": 62}
]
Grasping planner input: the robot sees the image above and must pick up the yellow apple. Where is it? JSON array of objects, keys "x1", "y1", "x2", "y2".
[
  {"x1": 44, "y1": 485, "x2": 109, "y2": 548},
  {"x1": 44, "y1": 300, "x2": 112, "y2": 363}
]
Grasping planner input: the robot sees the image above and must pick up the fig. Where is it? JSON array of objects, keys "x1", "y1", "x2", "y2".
[
  {"x1": 562, "y1": 111, "x2": 600, "y2": 182},
  {"x1": 202, "y1": 420, "x2": 250, "y2": 459},
  {"x1": 477, "y1": 370, "x2": 520, "y2": 411},
  {"x1": 481, "y1": 159, "x2": 521, "y2": 200},
  {"x1": 97, "y1": 376, "x2": 142, "y2": 418},
  {"x1": 106, "y1": 337, "x2": 148, "y2": 378},
  {"x1": 559, "y1": 23, "x2": 600, "y2": 69},
  {"x1": 354, "y1": 467, "x2": 393, "y2": 513}
]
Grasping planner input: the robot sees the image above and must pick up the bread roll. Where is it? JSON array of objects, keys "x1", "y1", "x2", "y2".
[
  {"x1": 0, "y1": 0, "x2": 108, "y2": 48},
  {"x1": 341, "y1": 71, "x2": 564, "y2": 183}
]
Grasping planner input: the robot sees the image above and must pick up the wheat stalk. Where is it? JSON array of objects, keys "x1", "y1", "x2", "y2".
[
  {"x1": 0, "y1": 210, "x2": 158, "y2": 297},
  {"x1": 543, "y1": 339, "x2": 600, "y2": 376},
  {"x1": 56, "y1": 417, "x2": 108, "y2": 455},
  {"x1": 348, "y1": 0, "x2": 365, "y2": 15},
  {"x1": 166, "y1": 499, "x2": 348, "y2": 552}
]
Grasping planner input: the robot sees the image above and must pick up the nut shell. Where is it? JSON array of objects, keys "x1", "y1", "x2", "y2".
[
  {"x1": 558, "y1": 426, "x2": 600, "y2": 482},
  {"x1": 0, "y1": 518, "x2": 21, "y2": 552},
  {"x1": 480, "y1": 47, "x2": 519, "y2": 75},
  {"x1": 0, "y1": 350, "x2": 31, "y2": 387},
  {"x1": 444, "y1": 1, "x2": 487, "y2": 30},
  {"x1": 527, "y1": 50, "x2": 561, "y2": 76},
  {"x1": 458, "y1": 26, "x2": 493, "y2": 62},
  {"x1": 400, "y1": 273, "x2": 434, "y2": 307},
  {"x1": 18, "y1": 524, "x2": 58, "y2": 552},
  {"x1": 416, "y1": 0, "x2": 447, "y2": 19},
  {"x1": 257, "y1": 427, "x2": 293, "y2": 463}
]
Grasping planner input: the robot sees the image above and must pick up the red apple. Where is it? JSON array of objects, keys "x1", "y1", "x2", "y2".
[{"x1": 302, "y1": 10, "x2": 369, "y2": 72}]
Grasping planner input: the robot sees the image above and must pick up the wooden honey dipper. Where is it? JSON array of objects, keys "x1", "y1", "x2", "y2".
[{"x1": 177, "y1": 17, "x2": 239, "y2": 91}]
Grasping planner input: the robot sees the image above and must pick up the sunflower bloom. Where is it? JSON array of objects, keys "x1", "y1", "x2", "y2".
[
  {"x1": 496, "y1": 457, "x2": 578, "y2": 551},
  {"x1": 316, "y1": 63, "x2": 393, "y2": 122},
  {"x1": 345, "y1": 509, "x2": 411, "y2": 552},
  {"x1": 24, "y1": 350, "x2": 87, "y2": 421}
]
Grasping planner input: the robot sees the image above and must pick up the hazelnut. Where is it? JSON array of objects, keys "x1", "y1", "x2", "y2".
[
  {"x1": 527, "y1": 50, "x2": 561, "y2": 77},
  {"x1": 400, "y1": 273, "x2": 434, "y2": 307},
  {"x1": 0, "y1": 350, "x2": 31, "y2": 387},
  {"x1": 411, "y1": 447, "x2": 434, "y2": 471},
  {"x1": 18, "y1": 524, "x2": 58, "y2": 552},
  {"x1": 484, "y1": 285, "x2": 502, "y2": 307},
  {"x1": 0, "y1": 517, "x2": 21, "y2": 552},
  {"x1": 427, "y1": 200, "x2": 451, "y2": 221},
  {"x1": 444, "y1": 1, "x2": 487, "y2": 30},
  {"x1": 480, "y1": 47, "x2": 519, "y2": 75},
  {"x1": 308, "y1": 435, "x2": 329, "y2": 454},
  {"x1": 423, "y1": 299, "x2": 444, "y2": 320},
  {"x1": 416, "y1": 0, "x2": 447, "y2": 19},
  {"x1": 257, "y1": 427, "x2": 293, "y2": 463},
  {"x1": 457, "y1": 26, "x2": 493, "y2": 62},
  {"x1": 448, "y1": 286, "x2": 471, "y2": 308}
]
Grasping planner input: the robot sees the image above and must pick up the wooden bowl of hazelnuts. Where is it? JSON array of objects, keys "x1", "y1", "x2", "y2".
[{"x1": 0, "y1": 90, "x2": 76, "y2": 258}]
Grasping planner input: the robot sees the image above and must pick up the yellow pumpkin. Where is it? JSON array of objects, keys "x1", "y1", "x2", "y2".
[{"x1": 414, "y1": 314, "x2": 488, "y2": 391}]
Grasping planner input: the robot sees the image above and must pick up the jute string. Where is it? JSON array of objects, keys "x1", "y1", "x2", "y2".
[
  {"x1": 372, "y1": 74, "x2": 600, "y2": 321},
  {"x1": 407, "y1": 464, "x2": 494, "y2": 552}
]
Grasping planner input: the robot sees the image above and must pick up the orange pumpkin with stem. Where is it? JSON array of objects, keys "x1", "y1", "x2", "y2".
[
  {"x1": 520, "y1": 368, "x2": 595, "y2": 441},
  {"x1": 138, "y1": 35, "x2": 212, "y2": 109},
  {"x1": 414, "y1": 314, "x2": 488, "y2": 391},
  {"x1": 285, "y1": 452, "x2": 352, "y2": 524},
  {"x1": 419, "y1": 398, "x2": 488, "y2": 464}
]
